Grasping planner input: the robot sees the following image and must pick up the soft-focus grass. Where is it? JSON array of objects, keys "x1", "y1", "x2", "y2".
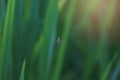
[
  {"x1": 1, "y1": 0, "x2": 15, "y2": 79},
  {"x1": 0, "y1": 0, "x2": 120, "y2": 80},
  {"x1": 19, "y1": 60, "x2": 26, "y2": 80}
]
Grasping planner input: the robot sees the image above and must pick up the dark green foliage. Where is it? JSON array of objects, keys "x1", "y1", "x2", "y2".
[{"x1": 0, "y1": 0, "x2": 120, "y2": 80}]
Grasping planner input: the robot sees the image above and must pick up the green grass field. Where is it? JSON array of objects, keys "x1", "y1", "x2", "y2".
[{"x1": 0, "y1": 0, "x2": 120, "y2": 80}]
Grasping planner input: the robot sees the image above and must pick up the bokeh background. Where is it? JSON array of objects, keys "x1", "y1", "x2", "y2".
[{"x1": 0, "y1": 0, "x2": 120, "y2": 80}]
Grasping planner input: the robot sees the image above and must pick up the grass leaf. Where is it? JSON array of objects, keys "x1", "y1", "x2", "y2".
[{"x1": 19, "y1": 60, "x2": 26, "y2": 80}]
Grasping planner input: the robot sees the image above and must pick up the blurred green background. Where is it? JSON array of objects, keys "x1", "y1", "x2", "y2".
[{"x1": 0, "y1": 0, "x2": 120, "y2": 80}]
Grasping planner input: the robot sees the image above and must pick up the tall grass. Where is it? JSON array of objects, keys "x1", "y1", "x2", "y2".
[{"x1": 0, "y1": 0, "x2": 120, "y2": 80}]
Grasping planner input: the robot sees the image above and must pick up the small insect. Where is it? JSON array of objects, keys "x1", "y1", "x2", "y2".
[{"x1": 57, "y1": 37, "x2": 61, "y2": 44}]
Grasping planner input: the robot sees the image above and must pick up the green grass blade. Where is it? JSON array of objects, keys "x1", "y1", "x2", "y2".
[
  {"x1": 1, "y1": 0, "x2": 16, "y2": 79},
  {"x1": 58, "y1": 0, "x2": 66, "y2": 13},
  {"x1": 52, "y1": 0, "x2": 76, "y2": 80},
  {"x1": 0, "y1": 19, "x2": 2, "y2": 80},
  {"x1": 0, "y1": 0, "x2": 6, "y2": 26},
  {"x1": 19, "y1": 60, "x2": 26, "y2": 80},
  {"x1": 12, "y1": 0, "x2": 25, "y2": 79},
  {"x1": 100, "y1": 54, "x2": 117, "y2": 80},
  {"x1": 110, "y1": 59, "x2": 120, "y2": 80},
  {"x1": 23, "y1": 0, "x2": 32, "y2": 22},
  {"x1": 34, "y1": 0, "x2": 58, "y2": 79}
]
